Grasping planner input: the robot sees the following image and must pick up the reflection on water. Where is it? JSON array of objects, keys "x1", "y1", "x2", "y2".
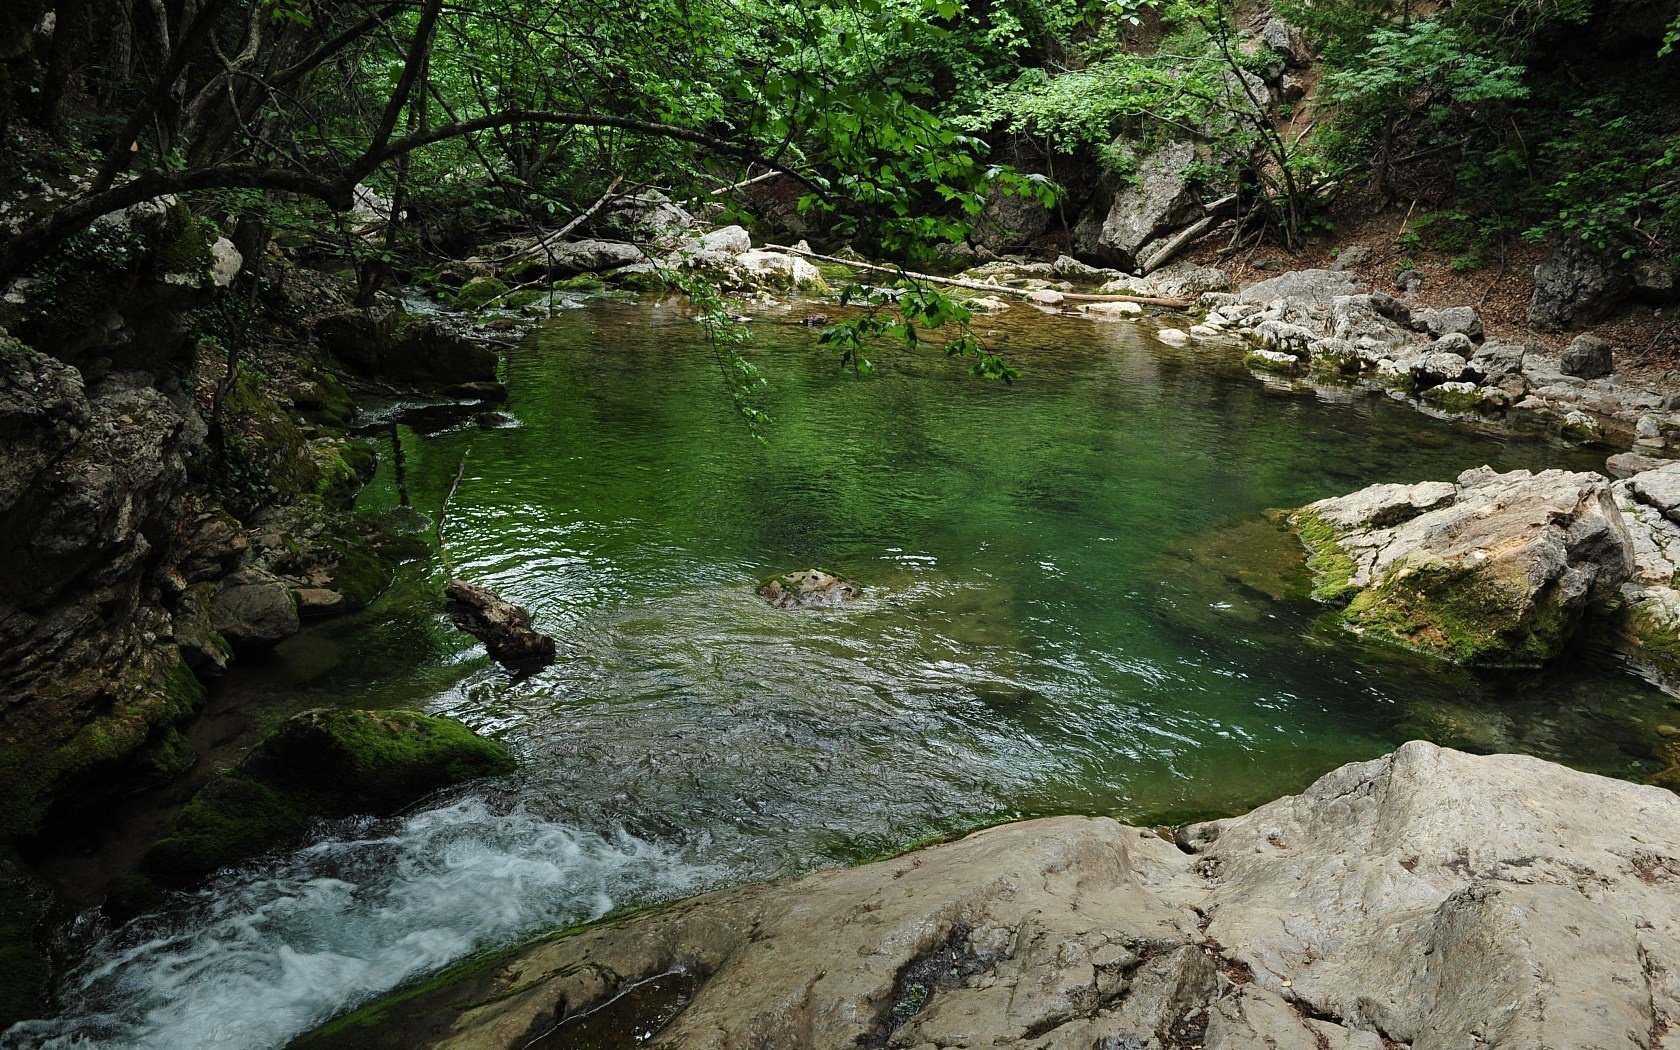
[{"x1": 13, "y1": 297, "x2": 1679, "y2": 1049}]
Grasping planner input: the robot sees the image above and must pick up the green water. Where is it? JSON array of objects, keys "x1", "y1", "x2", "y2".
[
  {"x1": 21, "y1": 294, "x2": 1680, "y2": 1050},
  {"x1": 337, "y1": 296, "x2": 1672, "y2": 851}
]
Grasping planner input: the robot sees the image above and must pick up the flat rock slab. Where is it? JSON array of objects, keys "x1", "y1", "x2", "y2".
[{"x1": 304, "y1": 743, "x2": 1680, "y2": 1049}]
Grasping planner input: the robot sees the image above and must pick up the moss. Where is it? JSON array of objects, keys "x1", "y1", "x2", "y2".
[
  {"x1": 453, "y1": 276, "x2": 508, "y2": 310},
  {"x1": 503, "y1": 289, "x2": 548, "y2": 309},
  {"x1": 311, "y1": 439, "x2": 378, "y2": 508},
  {"x1": 0, "y1": 650, "x2": 205, "y2": 839},
  {"x1": 1420, "y1": 384, "x2": 1481, "y2": 413},
  {"x1": 1341, "y1": 556, "x2": 1579, "y2": 667},
  {"x1": 1290, "y1": 508, "x2": 1359, "y2": 606},
  {"x1": 612, "y1": 269, "x2": 670, "y2": 293},
  {"x1": 505, "y1": 259, "x2": 549, "y2": 283},
  {"x1": 328, "y1": 542, "x2": 393, "y2": 610},
  {"x1": 1617, "y1": 602, "x2": 1680, "y2": 677},
  {"x1": 553, "y1": 273, "x2": 605, "y2": 291},
  {"x1": 142, "y1": 709, "x2": 513, "y2": 888},
  {"x1": 291, "y1": 373, "x2": 357, "y2": 428}
]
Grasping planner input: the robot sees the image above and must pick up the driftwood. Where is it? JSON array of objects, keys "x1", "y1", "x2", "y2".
[
  {"x1": 764, "y1": 244, "x2": 1193, "y2": 309},
  {"x1": 445, "y1": 580, "x2": 557, "y2": 667}
]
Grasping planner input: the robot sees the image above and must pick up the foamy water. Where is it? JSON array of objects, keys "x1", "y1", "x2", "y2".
[{"x1": 4, "y1": 797, "x2": 715, "y2": 1049}]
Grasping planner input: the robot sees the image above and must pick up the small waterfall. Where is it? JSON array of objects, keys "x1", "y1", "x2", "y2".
[{"x1": 5, "y1": 796, "x2": 716, "y2": 1050}]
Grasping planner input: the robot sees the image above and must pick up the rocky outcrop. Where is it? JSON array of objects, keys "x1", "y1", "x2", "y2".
[
  {"x1": 757, "y1": 568, "x2": 863, "y2": 608},
  {"x1": 1095, "y1": 140, "x2": 1206, "y2": 270},
  {"x1": 444, "y1": 580, "x2": 556, "y2": 666},
  {"x1": 1530, "y1": 239, "x2": 1634, "y2": 331},
  {"x1": 135, "y1": 708, "x2": 514, "y2": 892},
  {"x1": 1293, "y1": 467, "x2": 1631, "y2": 666},
  {"x1": 301, "y1": 742, "x2": 1680, "y2": 1050}
]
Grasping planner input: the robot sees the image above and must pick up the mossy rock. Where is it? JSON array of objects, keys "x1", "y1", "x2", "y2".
[
  {"x1": 452, "y1": 276, "x2": 508, "y2": 310},
  {"x1": 1341, "y1": 556, "x2": 1580, "y2": 667},
  {"x1": 141, "y1": 709, "x2": 513, "y2": 887},
  {"x1": 553, "y1": 273, "x2": 605, "y2": 291},
  {"x1": 1290, "y1": 508, "x2": 1359, "y2": 605}
]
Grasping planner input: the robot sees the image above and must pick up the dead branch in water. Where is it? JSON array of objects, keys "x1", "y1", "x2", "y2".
[{"x1": 438, "y1": 450, "x2": 467, "y2": 572}]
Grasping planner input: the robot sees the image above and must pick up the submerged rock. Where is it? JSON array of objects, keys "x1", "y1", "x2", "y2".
[
  {"x1": 757, "y1": 568, "x2": 863, "y2": 608},
  {"x1": 137, "y1": 709, "x2": 513, "y2": 891},
  {"x1": 444, "y1": 580, "x2": 557, "y2": 666},
  {"x1": 298, "y1": 743, "x2": 1680, "y2": 1050},
  {"x1": 1293, "y1": 467, "x2": 1631, "y2": 666}
]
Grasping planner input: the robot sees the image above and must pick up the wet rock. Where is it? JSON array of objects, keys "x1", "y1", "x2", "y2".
[
  {"x1": 139, "y1": 708, "x2": 514, "y2": 889},
  {"x1": 211, "y1": 578, "x2": 301, "y2": 650},
  {"x1": 758, "y1": 568, "x2": 863, "y2": 608},
  {"x1": 1294, "y1": 467, "x2": 1631, "y2": 666},
  {"x1": 1530, "y1": 239, "x2": 1633, "y2": 330},
  {"x1": 1562, "y1": 333, "x2": 1614, "y2": 378},
  {"x1": 303, "y1": 743, "x2": 1680, "y2": 1050},
  {"x1": 444, "y1": 580, "x2": 557, "y2": 666},
  {"x1": 1156, "y1": 328, "x2": 1190, "y2": 346}
]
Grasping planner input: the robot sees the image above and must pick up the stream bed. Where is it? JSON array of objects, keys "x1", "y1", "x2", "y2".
[{"x1": 10, "y1": 295, "x2": 1680, "y2": 1049}]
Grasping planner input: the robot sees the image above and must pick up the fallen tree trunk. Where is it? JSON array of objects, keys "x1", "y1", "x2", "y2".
[
  {"x1": 444, "y1": 580, "x2": 557, "y2": 667},
  {"x1": 763, "y1": 244, "x2": 1193, "y2": 309}
]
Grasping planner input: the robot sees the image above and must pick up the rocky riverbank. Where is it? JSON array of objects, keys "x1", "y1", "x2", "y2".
[{"x1": 297, "y1": 741, "x2": 1680, "y2": 1049}]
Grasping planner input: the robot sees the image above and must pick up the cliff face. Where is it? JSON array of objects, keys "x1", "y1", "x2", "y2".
[{"x1": 301, "y1": 742, "x2": 1680, "y2": 1050}]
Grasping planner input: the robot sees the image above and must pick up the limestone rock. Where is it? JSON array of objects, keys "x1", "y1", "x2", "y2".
[
  {"x1": 444, "y1": 580, "x2": 556, "y2": 666},
  {"x1": 543, "y1": 238, "x2": 645, "y2": 276},
  {"x1": 1294, "y1": 467, "x2": 1632, "y2": 666},
  {"x1": 1562, "y1": 333, "x2": 1614, "y2": 379},
  {"x1": 1097, "y1": 140, "x2": 1204, "y2": 270},
  {"x1": 1414, "y1": 305, "x2": 1484, "y2": 342},
  {"x1": 211, "y1": 578, "x2": 300, "y2": 650},
  {"x1": 302, "y1": 744, "x2": 1680, "y2": 1050},
  {"x1": 1530, "y1": 239, "x2": 1633, "y2": 331},
  {"x1": 599, "y1": 190, "x2": 693, "y2": 240},
  {"x1": 758, "y1": 568, "x2": 863, "y2": 608},
  {"x1": 1239, "y1": 269, "x2": 1364, "y2": 306}
]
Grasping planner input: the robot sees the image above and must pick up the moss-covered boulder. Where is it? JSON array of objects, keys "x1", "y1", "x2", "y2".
[
  {"x1": 452, "y1": 276, "x2": 508, "y2": 310},
  {"x1": 1290, "y1": 466, "x2": 1631, "y2": 667},
  {"x1": 758, "y1": 569, "x2": 863, "y2": 608},
  {"x1": 138, "y1": 709, "x2": 513, "y2": 888}
]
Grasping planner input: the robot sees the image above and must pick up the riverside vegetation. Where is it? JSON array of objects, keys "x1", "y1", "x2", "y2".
[{"x1": 2, "y1": 0, "x2": 1680, "y2": 1046}]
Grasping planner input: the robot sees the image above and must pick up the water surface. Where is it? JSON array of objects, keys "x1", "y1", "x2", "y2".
[{"x1": 12, "y1": 295, "x2": 1677, "y2": 1049}]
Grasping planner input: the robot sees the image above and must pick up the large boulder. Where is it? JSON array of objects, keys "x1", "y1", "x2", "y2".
[
  {"x1": 599, "y1": 190, "x2": 694, "y2": 240},
  {"x1": 1096, "y1": 140, "x2": 1204, "y2": 270},
  {"x1": 543, "y1": 238, "x2": 645, "y2": 276},
  {"x1": 1293, "y1": 466, "x2": 1632, "y2": 666},
  {"x1": 1561, "y1": 333, "x2": 1615, "y2": 378},
  {"x1": 300, "y1": 743, "x2": 1680, "y2": 1050},
  {"x1": 1530, "y1": 239, "x2": 1634, "y2": 330},
  {"x1": 139, "y1": 708, "x2": 514, "y2": 888},
  {"x1": 210, "y1": 577, "x2": 300, "y2": 651}
]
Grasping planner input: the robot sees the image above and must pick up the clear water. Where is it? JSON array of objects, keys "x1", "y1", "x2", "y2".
[{"x1": 11, "y1": 296, "x2": 1679, "y2": 1049}]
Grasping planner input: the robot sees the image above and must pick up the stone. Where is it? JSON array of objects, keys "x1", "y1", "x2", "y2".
[
  {"x1": 294, "y1": 587, "x2": 347, "y2": 616},
  {"x1": 758, "y1": 568, "x2": 862, "y2": 608},
  {"x1": 1633, "y1": 256, "x2": 1676, "y2": 303},
  {"x1": 210, "y1": 579, "x2": 300, "y2": 650},
  {"x1": 1258, "y1": 17, "x2": 1309, "y2": 66},
  {"x1": 1082, "y1": 300, "x2": 1142, "y2": 318},
  {"x1": 973, "y1": 189, "x2": 1052, "y2": 251},
  {"x1": 600, "y1": 190, "x2": 693, "y2": 239},
  {"x1": 1395, "y1": 268, "x2": 1425, "y2": 294},
  {"x1": 1530, "y1": 239, "x2": 1634, "y2": 331},
  {"x1": 1468, "y1": 339, "x2": 1526, "y2": 379},
  {"x1": 1410, "y1": 351, "x2": 1470, "y2": 388},
  {"x1": 734, "y1": 250, "x2": 824, "y2": 291},
  {"x1": 696, "y1": 225, "x2": 752, "y2": 255},
  {"x1": 1245, "y1": 348, "x2": 1301, "y2": 373},
  {"x1": 1239, "y1": 268, "x2": 1363, "y2": 306},
  {"x1": 1328, "y1": 294, "x2": 1410, "y2": 350},
  {"x1": 1026, "y1": 289, "x2": 1065, "y2": 306},
  {"x1": 1562, "y1": 333, "x2": 1614, "y2": 378},
  {"x1": 444, "y1": 580, "x2": 556, "y2": 666},
  {"x1": 301, "y1": 743, "x2": 1680, "y2": 1050},
  {"x1": 1246, "y1": 319, "x2": 1315, "y2": 358},
  {"x1": 1415, "y1": 304, "x2": 1484, "y2": 342},
  {"x1": 1294, "y1": 467, "x2": 1632, "y2": 665},
  {"x1": 1328, "y1": 244, "x2": 1370, "y2": 272},
  {"x1": 1608, "y1": 452, "x2": 1668, "y2": 479},
  {"x1": 542, "y1": 239, "x2": 645, "y2": 276},
  {"x1": 1156, "y1": 328, "x2": 1190, "y2": 346},
  {"x1": 1097, "y1": 140, "x2": 1204, "y2": 269}
]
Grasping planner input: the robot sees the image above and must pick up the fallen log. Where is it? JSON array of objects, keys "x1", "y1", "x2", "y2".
[
  {"x1": 763, "y1": 244, "x2": 1193, "y2": 309},
  {"x1": 444, "y1": 579, "x2": 557, "y2": 667}
]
